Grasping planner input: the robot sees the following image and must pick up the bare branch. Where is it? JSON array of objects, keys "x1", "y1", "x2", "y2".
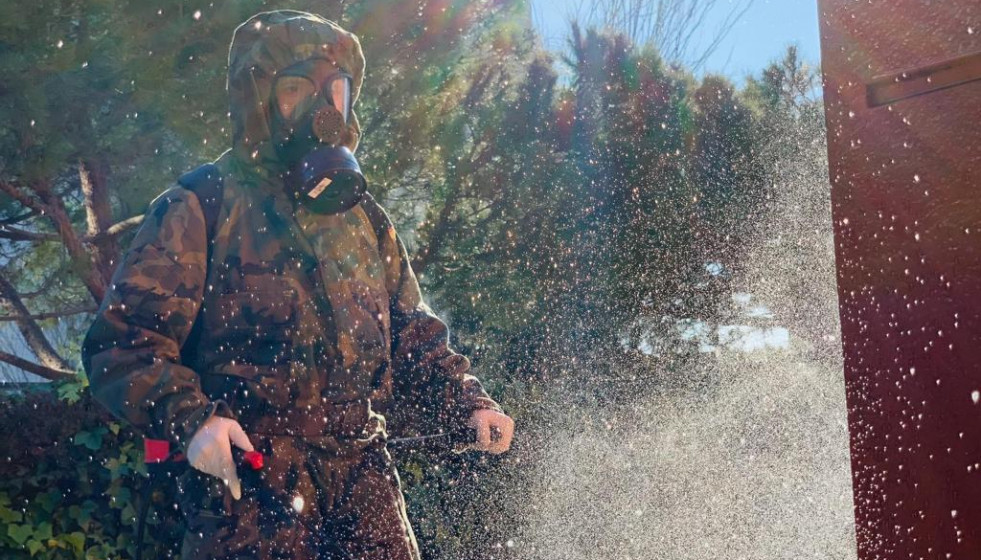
[
  {"x1": 686, "y1": 0, "x2": 753, "y2": 71},
  {"x1": 0, "y1": 214, "x2": 143, "y2": 245},
  {"x1": 0, "y1": 210, "x2": 39, "y2": 226},
  {"x1": 0, "y1": 179, "x2": 46, "y2": 214},
  {"x1": 0, "y1": 350, "x2": 74, "y2": 382},
  {"x1": 0, "y1": 305, "x2": 96, "y2": 322},
  {"x1": 571, "y1": 0, "x2": 754, "y2": 70},
  {"x1": 87, "y1": 215, "x2": 143, "y2": 243},
  {"x1": 0, "y1": 225, "x2": 59, "y2": 243}
]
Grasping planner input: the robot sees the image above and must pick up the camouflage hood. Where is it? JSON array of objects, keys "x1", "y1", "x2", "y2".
[{"x1": 226, "y1": 10, "x2": 366, "y2": 173}]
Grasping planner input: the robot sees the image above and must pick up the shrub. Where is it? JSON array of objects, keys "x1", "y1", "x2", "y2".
[{"x1": 0, "y1": 382, "x2": 181, "y2": 559}]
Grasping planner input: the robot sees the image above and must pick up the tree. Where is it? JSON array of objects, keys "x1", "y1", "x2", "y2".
[
  {"x1": 562, "y1": 0, "x2": 753, "y2": 71},
  {"x1": 739, "y1": 46, "x2": 835, "y2": 364}
]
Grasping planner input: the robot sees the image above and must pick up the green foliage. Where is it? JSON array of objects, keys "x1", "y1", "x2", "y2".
[
  {"x1": 55, "y1": 373, "x2": 87, "y2": 405},
  {"x1": 419, "y1": 21, "x2": 775, "y2": 378},
  {"x1": 0, "y1": 388, "x2": 181, "y2": 560}
]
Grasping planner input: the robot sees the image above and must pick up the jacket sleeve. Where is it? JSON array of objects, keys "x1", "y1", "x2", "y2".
[
  {"x1": 81, "y1": 186, "x2": 233, "y2": 453},
  {"x1": 376, "y1": 209, "x2": 503, "y2": 434}
]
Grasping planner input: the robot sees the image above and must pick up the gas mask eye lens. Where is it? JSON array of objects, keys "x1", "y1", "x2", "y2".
[
  {"x1": 328, "y1": 74, "x2": 352, "y2": 125},
  {"x1": 274, "y1": 75, "x2": 316, "y2": 121}
]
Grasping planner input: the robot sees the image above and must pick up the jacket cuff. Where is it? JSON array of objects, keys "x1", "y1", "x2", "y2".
[
  {"x1": 167, "y1": 398, "x2": 236, "y2": 455},
  {"x1": 437, "y1": 376, "x2": 503, "y2": 429}
]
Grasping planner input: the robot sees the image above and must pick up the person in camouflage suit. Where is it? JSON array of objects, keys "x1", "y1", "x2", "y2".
[{"x1": 81, "y1": 10, "x2": 514, "y2": 560}]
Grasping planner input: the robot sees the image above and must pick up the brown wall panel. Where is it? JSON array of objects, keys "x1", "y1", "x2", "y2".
[{"x1": 819, "y1": 1, "x2": 981, "y2": 558}]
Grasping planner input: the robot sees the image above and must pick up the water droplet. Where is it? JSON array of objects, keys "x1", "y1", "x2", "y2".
[
  {"x1": 971, "y1": 391, "x2": 979, "y2": 404},
  {"x1": 193, "y1": 10, "x2": 202, "y2": 20}
]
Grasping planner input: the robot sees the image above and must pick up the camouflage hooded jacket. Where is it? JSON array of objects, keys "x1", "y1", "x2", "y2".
[{"x1": 81, "y1": 11, "x2": 501, "y2": 452}]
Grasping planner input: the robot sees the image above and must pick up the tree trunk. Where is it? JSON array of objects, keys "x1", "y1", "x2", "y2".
[
  {"x1": 34, "y1": 180, "x2": 107, "y2": 303},
  {"x1": 80, "y1": 158, "x2": 120, "y2": 286}
]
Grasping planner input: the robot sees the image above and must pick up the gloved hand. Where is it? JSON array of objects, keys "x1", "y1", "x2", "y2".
[
  {"x1": 467, "y1": 409, "x2": 515, "y2": 454},
  {"x1": 186, "y1": 415, "x2": 255, "y2": 500}
]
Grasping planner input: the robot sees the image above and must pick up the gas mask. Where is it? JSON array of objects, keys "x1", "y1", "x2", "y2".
[{"x1": 270, "y1": 59, "x2": 367, "y2": 215}]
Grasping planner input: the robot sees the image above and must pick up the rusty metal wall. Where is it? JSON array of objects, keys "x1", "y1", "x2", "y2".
[{"x1": 819, "y1": 1, "x2": 981, "y2": 558}]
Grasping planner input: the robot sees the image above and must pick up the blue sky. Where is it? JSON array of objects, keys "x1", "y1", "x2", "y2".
[{"x1": 528, "y1": 0, "x2": 822, "y2": 84}]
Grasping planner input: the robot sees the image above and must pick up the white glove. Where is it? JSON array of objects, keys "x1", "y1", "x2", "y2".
[{"x1": 186, "y1": 415, "x2": 254, "y2": 500}]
